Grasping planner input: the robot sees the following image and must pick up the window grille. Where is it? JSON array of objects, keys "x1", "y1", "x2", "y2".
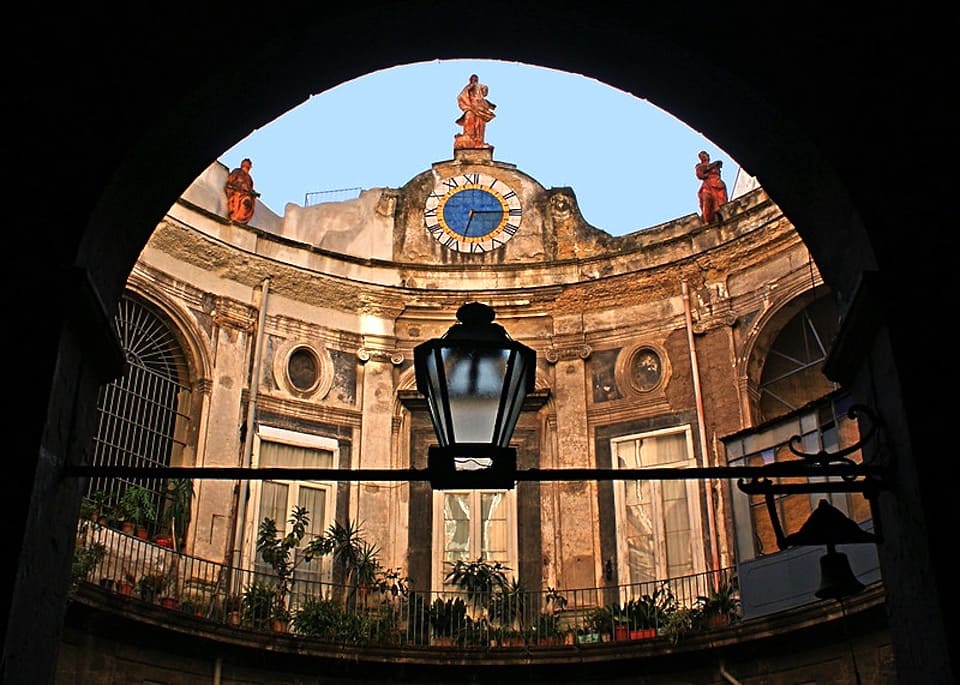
[
  {"x1": 758, "y1": 295, "x2": 839, "y2": 420},
  {"x1": 85, "y1": 295, "x2": 190, "y2": 529}
]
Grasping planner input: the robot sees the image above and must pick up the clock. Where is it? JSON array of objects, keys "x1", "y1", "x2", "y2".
[{"x1": 424, "y1": 172, "x2": 522, "y2": 253}]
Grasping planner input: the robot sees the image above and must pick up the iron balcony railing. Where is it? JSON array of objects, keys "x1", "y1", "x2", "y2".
[{"x1": 71, "y1": 518, "x2": 740, "y2": 649}]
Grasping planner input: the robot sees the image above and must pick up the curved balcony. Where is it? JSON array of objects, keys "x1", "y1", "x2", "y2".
[{"x1": 68, "y1": 518, "x2": 888, "y2": 678}]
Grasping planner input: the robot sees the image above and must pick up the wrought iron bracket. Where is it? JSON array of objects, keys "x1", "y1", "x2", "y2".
[{"x1": 736, "y1": 404, "x2": 886, "y2": 549}]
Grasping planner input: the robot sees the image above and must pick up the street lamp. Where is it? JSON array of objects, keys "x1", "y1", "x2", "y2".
[{"x1": 413, "y1": 302, "x2": 535, "y2": 490}]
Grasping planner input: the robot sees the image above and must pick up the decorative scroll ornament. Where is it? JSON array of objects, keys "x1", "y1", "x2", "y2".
[
  {"x1": 544, "y1": 344, "x2": 592, "y2": 364},
  {"x1": 356, "y1": 347, "x2": 404, "y2": 365}
]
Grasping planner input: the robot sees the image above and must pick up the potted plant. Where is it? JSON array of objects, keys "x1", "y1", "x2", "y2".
[
  {"x1": 241, "y1": 581, "x2": 274, "y2": 630},
  {"x1": 137, "y1": 572, "x2": 165, "y2": 604},
  {"x1": 270, "y1": 602, "x2": 291, "y2": 632},
  {"x1": 696, "y1": 580, "x2": 740, "y2": 627},
  {"x1": 223, "y1": 594, "x2": 243, "y2": 626},
  {"x1": 458, "y1": 615, "x2": 488, "y2": 648},
  {"x1": 159, "y1": 478, "x2": 193, "y2": 550},
  {"x1": 118, "y1": 572, "x2": 136, "y2": 597},
  {"x1": 117, "y1": 485, "x2": 157, "y2": 539},
  {"x1": 69, "y1": 540, "x2": 105, "y2": 594},
  {"x1": 661, "y1": 605, "x2": 700, "y2": 645},
  {"x1": 579, "y1": 606, "x2": 613, "y2": 644},
  {"x1": 443, "y1": 557, "x2": 509, "y2": 609},
  {"x1": 255, "y1": 505, "x2": 329, "y2": 631},
  {"x1": 291, "y1": 596, "x2": 344, "y2": 639},
  {"x1": 609, "y1": 603, "x2": 631, "y2": 641},
  {"x1": 488, "y1": 577, "x2": 526, "y2": 633},
  {"x1": 157, "y1": 575, "x2": 178, "y2": 608},
  {"x1": 543, "y1": 586, "x2": 574, "y2": 644},
  {"x1": 429, "y1": 597, "x2": 467, "y2": 646},
  {"x1": 314, "y1": 518, "x2": 386, "y2": 610},
  {"x1": 627, "y1": 583, "x2": 677, "y2": 638},
  {"x1": 179, "y1": 590, "x2": 206, "y2": 618},
  {"x1": 89, "y1": 490, "x2": 111, "y2": 526},
  {"x1": 443, "y1": 556, "x2": 511, "y2": 626},
  {"x1": 535, "y1": 611, "x2": 563, "y2": 646}
]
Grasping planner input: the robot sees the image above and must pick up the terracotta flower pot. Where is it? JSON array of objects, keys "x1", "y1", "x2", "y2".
[{"x1": 629, "y1": 628, "x2": 657, "y2": 640}]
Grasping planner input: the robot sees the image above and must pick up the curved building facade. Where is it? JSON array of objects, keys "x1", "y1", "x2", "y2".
[{"x1": 58, "y1": 147, "x2": 889, "y2": 682}]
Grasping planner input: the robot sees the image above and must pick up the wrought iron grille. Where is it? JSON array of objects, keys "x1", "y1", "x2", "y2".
[{"x1": 86, "y1": 295, "x2": 190, "y2": 527}]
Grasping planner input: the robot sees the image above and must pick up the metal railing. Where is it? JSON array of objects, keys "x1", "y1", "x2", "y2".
[
  {"x1": 71, "y1": 519, "x2": 740, "y2": 649},
  {"x1": 304, "y1": 187, "x2": 363, "y2": 206}
]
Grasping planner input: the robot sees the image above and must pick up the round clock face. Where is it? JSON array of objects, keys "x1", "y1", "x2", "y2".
[{"x1": 424, "y1": 172, "x2": 522, "y2": 253}]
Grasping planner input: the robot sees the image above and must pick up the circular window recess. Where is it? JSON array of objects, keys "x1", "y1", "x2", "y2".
[
  {"x1": 622, "y1": 346, "x2": 665, "y2": 393},
  {"x1": 275, "y1": 342, "x2": 333, "y2": 399},
  {"x1": 288, "y1": 346, "x2": 319, "y2": 391}
]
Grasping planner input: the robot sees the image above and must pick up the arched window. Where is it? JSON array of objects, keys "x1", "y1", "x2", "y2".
[
  {"x1": 85, "y1": 294, "x2": 191, "y2": 534},
  {"x1": 757, "y1": 294, "x2": 839, "y2": 422}
]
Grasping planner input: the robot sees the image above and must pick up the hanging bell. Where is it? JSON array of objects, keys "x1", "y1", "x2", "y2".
[{"x1": 815, "y1": 546, "x2": 866, "y2": 600}]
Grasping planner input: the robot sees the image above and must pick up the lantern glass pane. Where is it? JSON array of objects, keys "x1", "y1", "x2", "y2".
[
  {"x1": 497, "y1": 351, "x2": 529, "y2": 447},
  {"x1": 442, "y1": 346, "x2": 509, "y2": 443},
  {"x1": 422, "y1": 350, "x2": 448, "y2": 445}
]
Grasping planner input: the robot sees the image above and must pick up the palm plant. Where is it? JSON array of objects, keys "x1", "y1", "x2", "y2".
[{"x1": 316, "y1": 519, "x2": 384, "y2": 608}]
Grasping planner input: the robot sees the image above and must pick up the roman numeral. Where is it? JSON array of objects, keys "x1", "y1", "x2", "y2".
[
  {"x1": 509, "y1": 208, "x2": 522, "y2": 216},
  {"x1": 442, "y1": 178, "x2": 460, "y2": 190},
  {"x1": 443, "y1": 236, "x2": 459, "y2": 249},
  {"x1": 428, "y1": 192, "x2": 444, "y2": 200},
  {"x1": 502, "y1": 190, "x2": 516, "y2": 200},
  {"x1": 462, "y1": 173, "x2": 479, "y2": 184},
  {"x1": 492, "y1": 238, "x2": 506, "y2": 249},
  {"x1": 427, "y1": 223, "x2": 442, "y2": 236},
  {"x1": 504, "y1": 223, "x2": 519, "y2": 235},
  {"x1": 424, "y1": 207, "x2": 437, "y2": 217},
  {"x1": 471, "y1": 242, "x2": 486, "y2": 253}
]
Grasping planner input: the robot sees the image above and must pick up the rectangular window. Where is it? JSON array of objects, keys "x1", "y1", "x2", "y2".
[
  {"x1": 612, "y1": 426, "x2": 705, "y2": 588},
  {"x1": 248, "y1": 427, "x2": 338, "y2": 589},
  {"x1": 433, "y1": 490, "x2": 516, "y2": 593}
]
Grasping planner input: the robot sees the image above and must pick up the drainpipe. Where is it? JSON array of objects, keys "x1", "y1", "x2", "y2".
[
  {"x1": 230, "y1": 276, "x2": 271, "y2": 570},
  {"x1": 681, "y1": 281, "x2": 720, "y2": 573},
  {"x1": 212, "y1": 657, "x2": 222, "y2": 685}
]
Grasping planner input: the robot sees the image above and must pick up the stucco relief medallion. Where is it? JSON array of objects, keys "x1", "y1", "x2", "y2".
[{"x1": 617, "y1": 345, "x2": 668, "y2": 394}]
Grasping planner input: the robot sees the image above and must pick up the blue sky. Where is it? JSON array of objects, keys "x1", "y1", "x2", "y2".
[{"x1": 220, "y1": 59, "x2": 741, "y2": 237}]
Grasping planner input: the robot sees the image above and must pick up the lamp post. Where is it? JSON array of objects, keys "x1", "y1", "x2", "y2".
[{"x1": 413, "y1": 302, "x2": 535, "y2": 490}]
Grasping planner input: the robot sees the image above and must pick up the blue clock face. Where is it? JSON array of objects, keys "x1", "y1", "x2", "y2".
[{"x1": 424, "y1": 172, "x2": 522, "y2": 253}]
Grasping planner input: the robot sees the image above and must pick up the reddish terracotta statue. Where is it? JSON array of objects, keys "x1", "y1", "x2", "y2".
[
  {"x1": 454, "y1": 74, "x2": 496, "y2": 150},
  {"x1": 225, "y1": 158, "x2": 260, "y2": 223},
  {"x1": 695, "y1": 151, "x2": 728, "y2": 223}
]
